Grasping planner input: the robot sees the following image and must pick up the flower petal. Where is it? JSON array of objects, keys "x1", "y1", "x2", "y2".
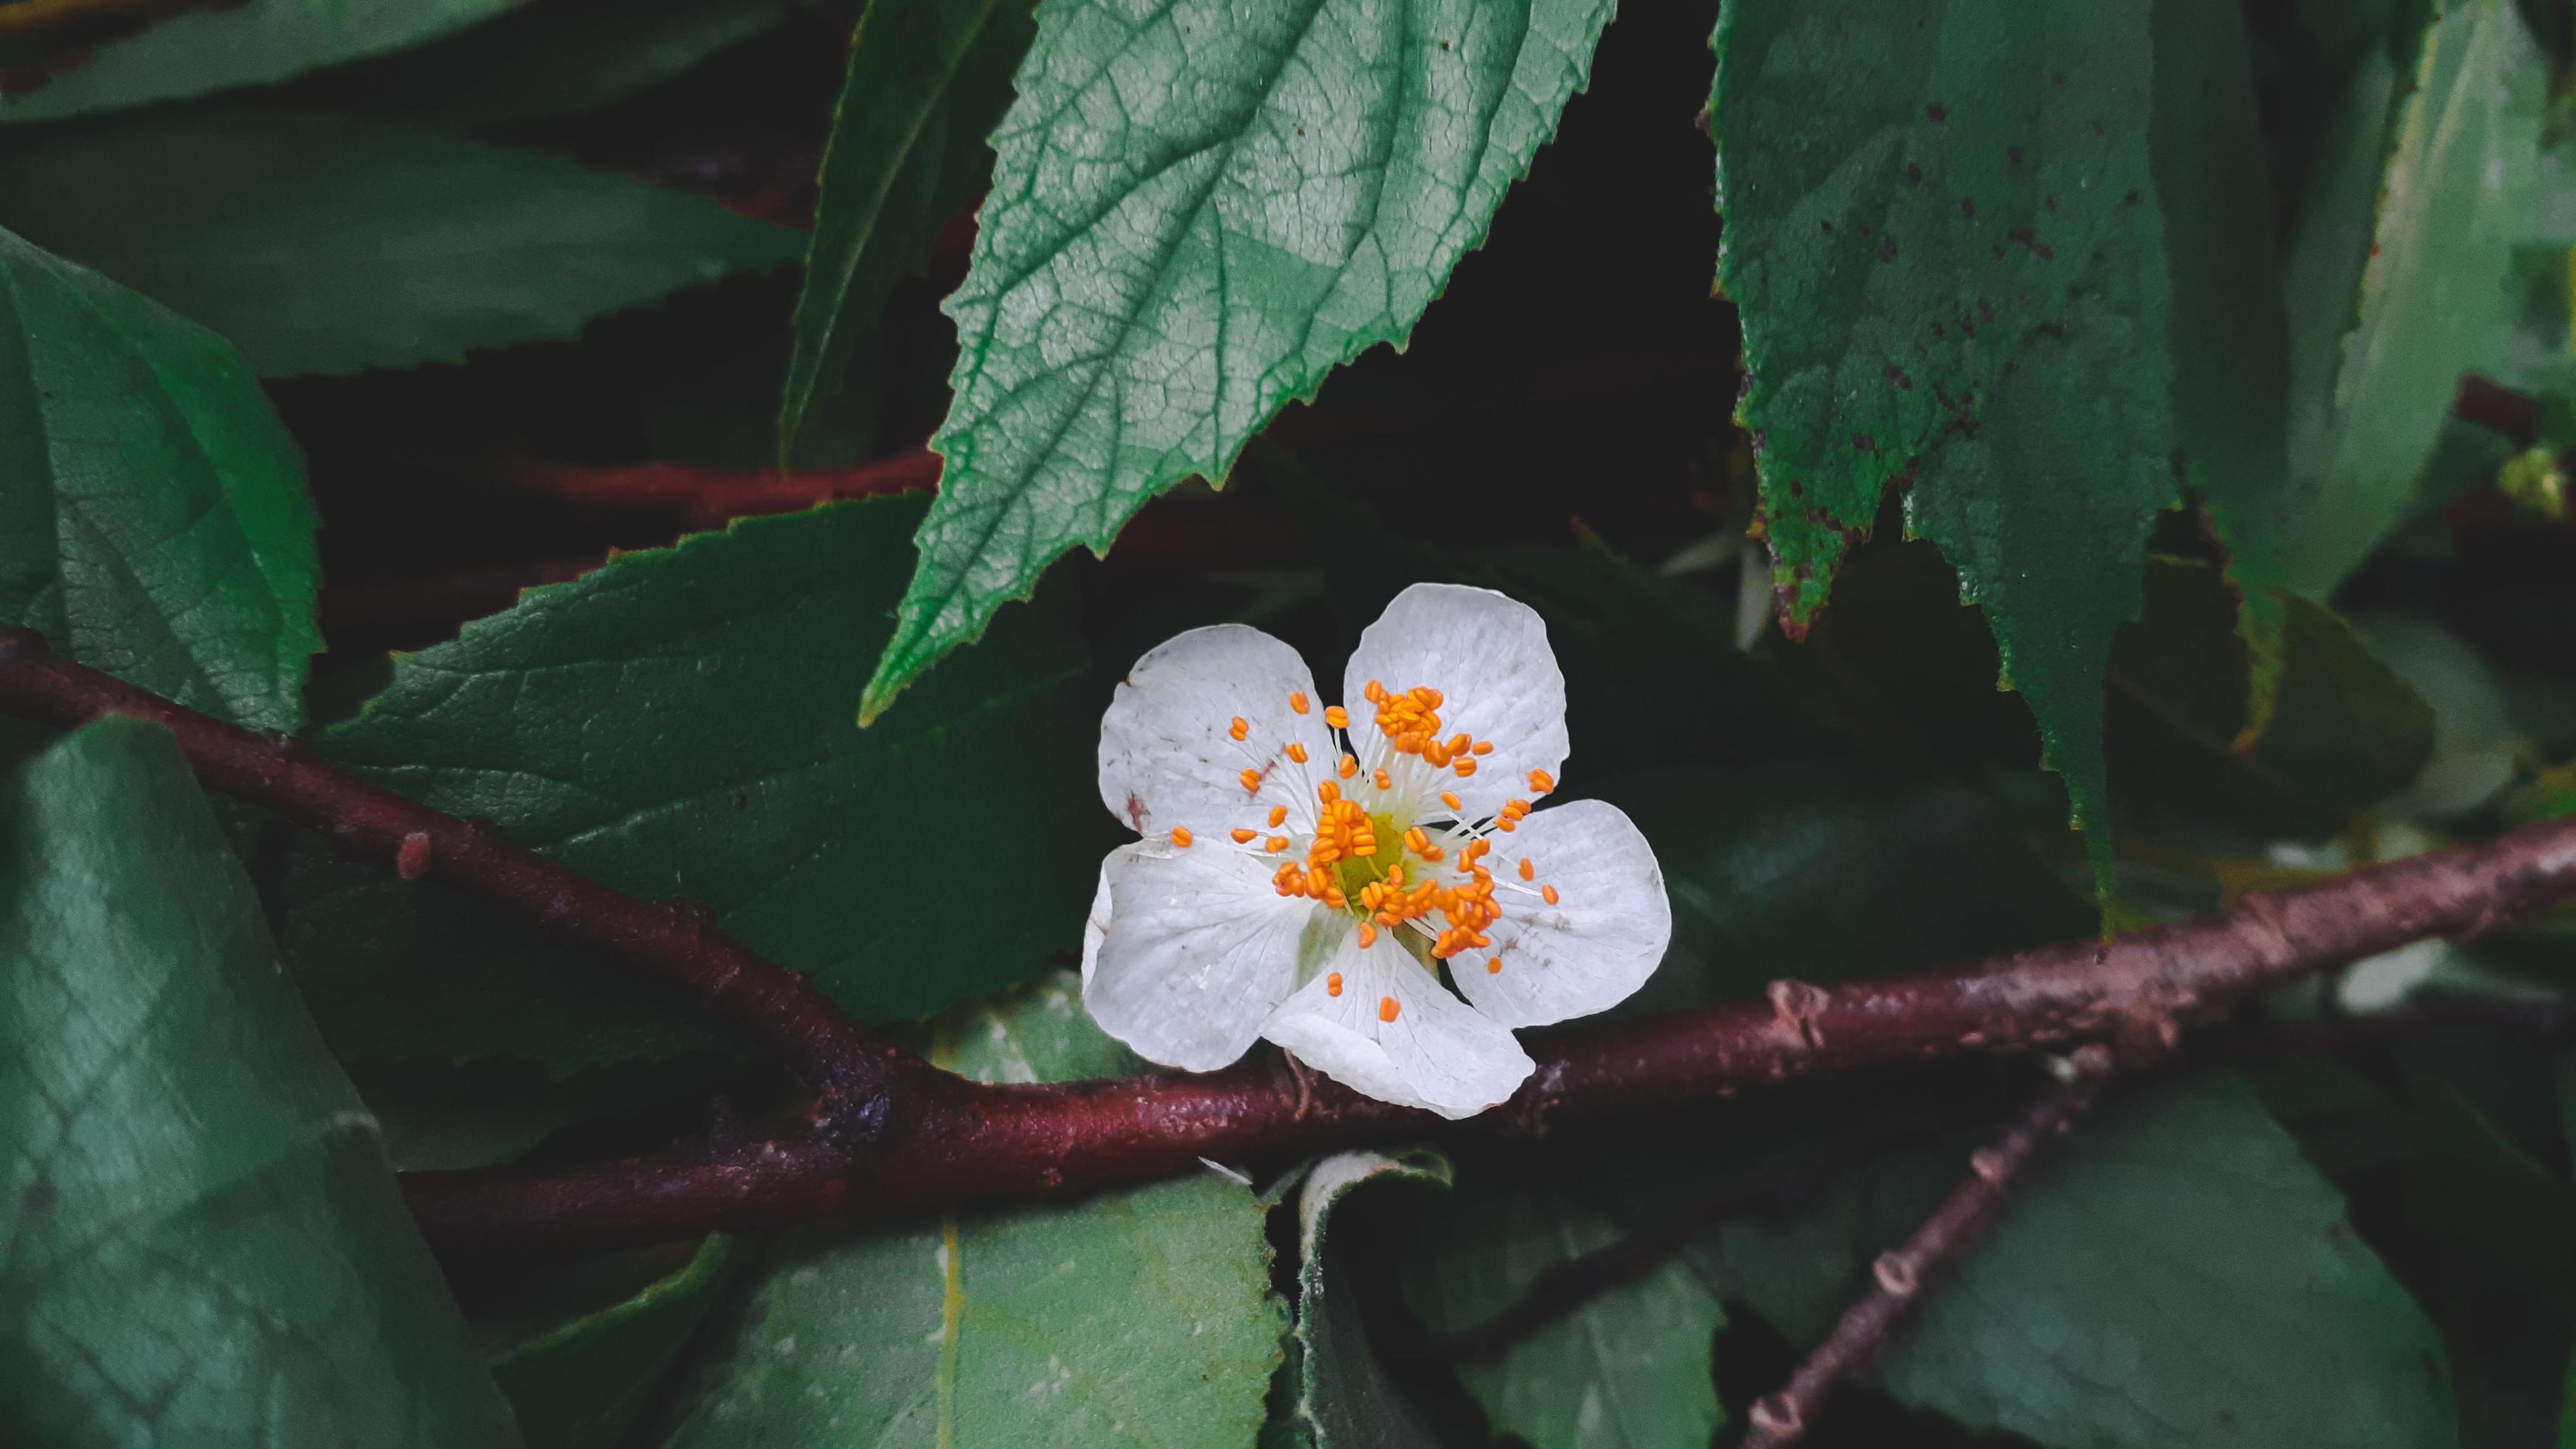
[
  {"x1": 1085, "y1": 840, "x2": 1327, "y2": 1072},
  {"x1": 1261, "y1": 933, "x2": 1533, "y2": 1119},
  {"x1": 1100, "y1": 623, "x2": 1338, "y2": 838},
  {"x1": 1342, "y1": 583, "x2": 1568, "y2": 821},
  {"x1": 1079, "y1": 860, "x2": 1114, "y2": 990},
  {"x1": 1451, "y1": 798, "x2": 1672, "y2": 1028}
]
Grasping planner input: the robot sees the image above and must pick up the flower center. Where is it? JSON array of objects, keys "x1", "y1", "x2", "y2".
[{"x1": 1190, "y1": 682, "x2": 1563, "y2": 972}]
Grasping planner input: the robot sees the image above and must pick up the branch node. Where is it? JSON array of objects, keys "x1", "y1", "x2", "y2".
[{"x1": 395, "y1": 831, "x2": 433, "y2": 880}]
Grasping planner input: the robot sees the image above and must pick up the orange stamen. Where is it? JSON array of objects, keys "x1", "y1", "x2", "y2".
[
  {"x1": 1326, "y1": 972, "x2": 1343, "y2": 997},
  {"x1": 1289, "y1": 691, "x2": 1311, "y2": 715},
  {"x1": 1324, "y1": 705, "x2": 1348, "y2": 730},
  {"x1": 1231, "y1": 828, "x2": 1257, "y2": 844},
  {"x1": 1528, "y1": 769, "x2": 1555, "y2": 795},
  {"x1": 1542, "y1": 883, "x2": 1560, "y2": 905},
  {"x1": 1378, "y1": 997, "x2": 1400, "y2": 1023},
  {"x1": 1228, "y1": 716, "x2": 1249, "y2": 742},
  {"x1": 1170, "y1": 827, "x2": 1193, "y2": 847},
  {"x1": 1440, "y1": 790, "x2": 1462, "y2": 812},
  {"x1": 1239, "y1": 767, "x2": 1263, "y2": 793},
  {"x1": 1268, "y1": 805, "x2": 1288, "y2": 827},
  {"x1": 1338, "y1": 753, "x2": 1359, "y2": 779},
  {"x1": 1286, "y1": 742, "x2": 1309, "y2": 764},
  {"x1": 1487, "y1": 957, "x2": 1504, "y2": 974}
]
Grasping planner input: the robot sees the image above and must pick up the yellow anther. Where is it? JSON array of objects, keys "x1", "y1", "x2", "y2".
[
  {"x1": 1170, "y1": 827, "x2": 1193, "y2": 847},
  {"x1": 1373, "y1": 769, "x2": 1393, "y2": 792},
  {"x1": 1239, "y1": 767, "x2": 1263, "y2": 793},
  {"x1": 1440, "y1": 790, "x2": 1462, "y2": 812},
  {"x1": 1326, "y1": 971, "x2": 1344, "y2": 997},
  {"x1": 1378, "y1": 996, "x2": 1400, "y2": 1023},
  {"x1": 1403, "y1": 826, "x2": 1430, "y2": 854},
  {"x1": 1528, "y1": 769, "x2": 1555, "y2": 795},
  {"x1": 1419, "y1": 844, "x2": 1445, "y2": 862},
  {"x1": 1486, "y1": 957, "x2": 1503, "y2": 974},
  {"x1": 1338, "y1": 753, "x2": 1358, "y2": 779},
  {"x1": 1542, "y1": 883, "x2": 1560, "y2": 905},
  {"x1": 1324, "y1": 705, "x2": 1349, "y2": 730},
  {"x1": 1518, "y1": 858, "x2": 1535, "y2": 881},
  {"x1": 1266, "y1": 835, "x2": 1290, "y2": 853},
  {"x1": 1358, "y1": 923, "x2": 1377, "y2": 947},
  {"x1": 1318, "y1": 779, "x2": 1340, "y2": 803},
  {"x1": 1364, "y1": 679, "x2": 1387, "y2": 704},
  {"x1": 1445, "y1": 733, "x2": 1470, "y2": 758},
  {"x1": 1268, "y1": 805, "x2": 1289, "y2": 827},
  {"x1": 1323, "y1": 886, "x2": 1347, "y2": 909},
  {"x1": 1229, "y1": 716, "x2": 1249, "y2": 742},
  {"x1": 1472, "y1": 741, "x2": 1493, "y2": 756},
  {"x1": 1454, "y1": 758, "x2": 1477, "y2": 778},
  {"x1": 1231, "y1": 828, "x2": 1257, "y2": 844},
  {"x1": 1289, "y1": 691, "x2": 1311, "y2": 715},
  {"x1": 1286, "y1": 742, "x2": 1309, "y2": 764}
]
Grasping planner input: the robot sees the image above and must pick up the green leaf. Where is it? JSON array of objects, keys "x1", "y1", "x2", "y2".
[
  {"x1": 781, "y1": 0, "x2": 1034, "y2": 466},
  {"x1": 1403, "y1": 1182, "x2": 1724, "y2": 1449},
  {"x1": 1712, "y1": 0, "x2": 2179, "y2": 892},
  {"x1": 657, "y1": 971, "x2": 1284, "y2": 1448},
  {"x1": 282, "y1": 0, "x2": 796, "y2": 129},
  {"x1": 1292, "y1": 1149, "x2": 1452, "y2": 1449},
  {"x1": 858, "y1": 0, "x2": 1619, "y2": 720},
  {"x1": 2275, "y1": 0, "x2": 2545, "y2": 597},
  {"x1": 0, "y1": 0, "x2": 516, "y2": 123},
  {"x1": 0, "y1": 110, "x2": 803, "y2": 377},
  {"x1": 0, "y1": 718, "x2": 521, "y2": 1448},
  {"x1": 1702, "y1": 1073, "x2": 2455, "y2": 1449},
  {"x1": 2109, "y1": 557, "x2": 2436, "y2": 837},
  {"x1": 279, "y1": 497, "x2": 1107, "y2": 1070},
  {"x1": 2152, "y1": 0, "x2": 2297, "y2": 716},
  {"x1": 492, "y1": 1235, "x2": 742, "y2": 1449},
  {"x1": 0, "y1": 226, "x2": 317, "y2": 733}
]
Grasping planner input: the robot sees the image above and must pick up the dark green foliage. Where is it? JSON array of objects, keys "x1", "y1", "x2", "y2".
[
  {"x1": 279, "y1": 498, "x2": 1106, "y2": 1068},
  {"x1": 0, "y1": 0, "x2": 2565, "y2": 1442},
  {"x1": 0, "y1": 227, "x2": 319, "y2": 733},
  {"x1": 0, "y1": 721, "x2": 518, "y2": 1448},
  {"x1": 0, "y1": 112, "x2": 802, "y2": 376}
]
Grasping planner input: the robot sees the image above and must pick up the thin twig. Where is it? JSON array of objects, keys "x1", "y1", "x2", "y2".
[
  {"x1": 6, "y1": 641, "x2": 2576, "y2": 1238},
  {"x1": 0, "y1": 628, "x2": 912, "y2": 1143},
  {"x1": 497, "y1": 449, "x2": 940, "y2": 528},
  {"x1": 0, "y1": 0, "x2": 208, "y2": 46},
  {"x1": 1741, "y1": 1045, "x2": 2120, "y2": 1448}
]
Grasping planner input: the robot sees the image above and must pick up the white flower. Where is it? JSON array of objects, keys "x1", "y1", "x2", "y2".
[{"x1": 1080, "y1": 583, "x2": 1673, "y2": 1119}]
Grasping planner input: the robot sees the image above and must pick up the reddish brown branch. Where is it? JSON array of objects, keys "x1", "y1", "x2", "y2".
[
  {"x1": 9, "y1": 634, "x2": 2576, "y2": 1240},
  {"x1": 498, "y1": 449, "x2": 940, "y2": 528},
  {"x1": 0, "y1": 628, "x2": 908, "y2": 1140},
  {"x1": 1741, "y1": 1045, "x2": 2118, "y2": 1448},
  {"x1": 2455, "y1": 375, "x2": 2541, "y2": 449},
  {"x1": 405, "y1": 810, "x2": 2576, "y2": 1243}
]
